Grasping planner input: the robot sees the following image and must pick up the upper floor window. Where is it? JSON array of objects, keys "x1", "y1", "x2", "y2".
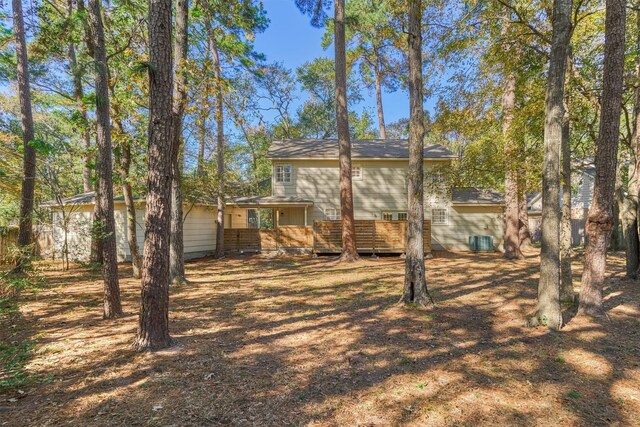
[
  {"x1": 275, "y1": 164, "x2": 292, "y2": 183},
  {"x1": 352, "y1": 166, "x2": 362, "y2": 180},
  {"x1": 326, "y1": 208, "x2": 341, "y2": 220},
  {"x1": 431, "y1": 208, "x2": 448, "y2": 225}
]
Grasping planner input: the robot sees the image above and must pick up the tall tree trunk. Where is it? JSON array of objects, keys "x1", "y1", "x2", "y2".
[
  {"x1": 502, "y1": 17, "x2": 524, "y2": 260},
  {"x1": 134, "y1": 0, "x2": 174, "y2": 351},
  {"x1": 611, "y1": 160, "x2": 625, "y2": 250},
  {"x1": 118, "y1": 130, "x2": 142, "y2": 279},
  {"x1": 334, "y1": 0, "x2": 358, "y2": 262},
  {"x1": 205, "y1": 23, "x2": 225, "y2": 259},
  {"x1": 109, "y1": 88, "x2": 141, "y2": 278},
  {"x1": 373, "y1": 46, "x2": 386, "y2": 139},
  {"x1": 66, "y1": 0, "x2": 92, "y2": 193},
  {"x1": 628, "y1": 8, "x2": 640, "y2": 278},
  {"x1": 401, "y1": 0, "x2": 432, "y2": 307},
  {"x1": 13, "y1": 0, "x2": 36, "y2": 269},
  {"x1": 560, "y1": 83, "x2": 574, "y2": 303},
  {"x1": 579, "y1": 0, "x2": 626, "y2": 317},
  {"x1": 529, "y1": 0, "x2": 571, "y2": 330},
  {"x1": 86, "y1": 0, "x2": 121, "y2": 318},
  {"x1": 518, "y1": 188, "x2": 533, "y2": 250},
  {"x1": 90, "y1": 191, "x2": 104, "y2": 263},
  {"x1": 197, "y1": 108, "x2": 206, "y2": 176},
  {"x1": 170, "y1": 0, "x2": 188, "y2": 285},
  {"x1": 87, "y1": 0, "x2": 122, "y2": 319}
]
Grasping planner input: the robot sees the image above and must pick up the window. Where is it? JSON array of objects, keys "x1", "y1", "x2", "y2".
[
  {"x1": 431, "y1": 208, "x2": 448, "y2": 225},
  {"x1": 326, "y1": 208, "x2": 341, "y2": 220},
  {"x1": 382, "y1": 211, "x2": 407, "y2": 221},
  {"x1": 247, "y1": 209, "x2": 259, "y2": 229},
  {"x1": 275, "y1": 164, "x2": 292, "y2": 183},
  {"x1": 352, "y1": 166, "x2": 362, "y2": 180}
]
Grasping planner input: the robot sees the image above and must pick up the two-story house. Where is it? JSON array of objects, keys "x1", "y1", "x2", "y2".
[
  {"x1": 44, "y1": 139, "x2": 505, "y2": 261},
  {"x1": 226, "y1": 139, "x2": 505, "y2": 252}
]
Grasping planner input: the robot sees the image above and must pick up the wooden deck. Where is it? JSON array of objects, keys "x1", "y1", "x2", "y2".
[
  {"x1": 224, "y1": 220, "x2": 431, "y2": 254},
  {"x1": 313, "y1": 220, "x2": 431, "y2": 254},
  {"x1": 224, "y1": 226, "x2": 313, "y2": 252}
]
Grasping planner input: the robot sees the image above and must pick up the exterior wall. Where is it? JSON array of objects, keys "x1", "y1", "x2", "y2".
[
  {"x1": 277, "y1": 207, "x2": 307, "y2": 225},
  {"x1": 52, "y1": 204, "x2": 128, "y2": 262},
  {"x1": 225, "y1": 207, "x2": 248, "y2": 229},
  {"x1": 430, "y1": 205, "x2": 504, "y2": 251},
  {"x1": 52, "y1": 205, "x2": 94, "y2": 262},
  {"x1": 272, "y1": 159, "x2": 450, "y2": 222},
  {"x1": 53, "y1": 202, "x2": 218, "y2": 262}
]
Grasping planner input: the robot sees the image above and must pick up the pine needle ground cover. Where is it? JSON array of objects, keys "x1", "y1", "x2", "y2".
[{"x1": 1, "y1": 251, "x2": 638, "y2": 426}]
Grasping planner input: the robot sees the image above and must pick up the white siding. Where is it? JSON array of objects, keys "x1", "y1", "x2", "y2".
[
  {"x1": 53, "y1": 202, "x2": 218, "y2": 262},
  {"x1": 272, "y1": 159, "x2": 449, "y2": 221},
  {"x1": 52, "y1": 205, "x2": 128, "y2": 262},
  {"x1": 430, "y1": 206, "x2": 504, "y2": 251},
  {"x1": 52, "y1": 206, "x2": 94, "y2": 261}
]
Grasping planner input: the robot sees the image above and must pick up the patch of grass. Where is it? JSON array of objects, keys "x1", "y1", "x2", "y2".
[
  {"x1": 566, "y1": 390, "x2": 581, "y2": 399},
  {"x1": 0, "y1": 338, "x2": 36, "y2": 392},
  {"x1": 398, "y1": 356, "x2": 415, "y2": 366},
  {"x1": 555, "y1": 356, "x2": 566, "y2": 364},
  {"x1": 0, "y1": 272, "x2": 44, "y2": 392}
]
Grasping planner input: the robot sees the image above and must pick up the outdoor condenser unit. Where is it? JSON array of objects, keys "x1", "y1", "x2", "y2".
[{"x1": 469, "y1": 235, "x2": 494, "y2": 252}]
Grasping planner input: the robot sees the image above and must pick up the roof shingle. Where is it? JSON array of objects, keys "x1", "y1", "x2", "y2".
[{"x1": 267, "y1": 139, "x2": 456, "y2": 160}]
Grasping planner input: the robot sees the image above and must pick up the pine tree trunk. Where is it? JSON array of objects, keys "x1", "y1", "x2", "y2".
[
  {"x1": 612, "y1": 161, "x2": 625, "y2": 251},
  {"x1": 119, "y1": 138, "x2": 142, "y2": 279},
  {"x1": 579, "y1": 0, "x2": 626, "y2": 317},
  {"x1": 206, "y1": 24, "x2": 225, "y2": 259},
  {"x1": 13, "y1": 0, "x2": 36, "y2": 268},
  {"x1": 334, "y1": 0, "x2": 358, "y2": 261},
  {"x1": 502, "y1": 65, "x2": 523, "y2": 260},
  {"x1": 134, "y1": 0, "x2": 174, "y2": 351},
  {"x1": 374, "y1": 47, "x2": 386, "y2": 139},
  {"x1": 529, "y1": 0, "x2": 571, "y2": 330},
  {"x1": 518, "y1": 190, "x2": 533, "y2": 250},
  {"x1": 87, "y1": 0, "x2": 122, "y2": 318},
  {"x1": 66, "y1": 0, "x2": 92, "y2": 193},
  {"x1": 170, "y1": 0, "x2": 188, "y2": 285},
  {"x1": 560, "y1": 88, "x2": 574, "y2": 303},
  {"x1": 197, "y1": 109, "x2": 206, "y2": 176},
  {"x1": 90, "y1": 191, "x2": 104, "y2": 263},
  {"x1": 110, "y1": 96, "x2": 141, "y2": 278},
  {"x1": 402, "y1": 0, "x2": 432, "y2": 307},
  {"x1": 628, "y1": 9, "x2": 640, "y2": 278}
]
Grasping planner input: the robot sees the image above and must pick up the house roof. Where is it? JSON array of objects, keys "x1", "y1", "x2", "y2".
[
  {"x1": 267, "y1": 139, "x2": 457, "y2": 160},
  {"x1": 451, "y1": 188, "x2": 504, "y2": 206},
  {"x1": 228, "y1": 195, "x2": 314, "y2": 208},
  {"x1": 41, "y1": 192, "x2": 217, "y2": 207},
  {"x1": 41, "y1": 192, "x2": 113, "y2": 207}
]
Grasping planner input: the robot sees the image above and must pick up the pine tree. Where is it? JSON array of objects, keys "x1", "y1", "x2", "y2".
[
  {"x1": 134, "y1": 0, "x2": 174, "y2": 351},
  {"x1": 579, "y1": 0, "x2": 626, "y2": 317}
]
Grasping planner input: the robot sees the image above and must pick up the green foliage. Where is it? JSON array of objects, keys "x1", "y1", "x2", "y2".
[{"x1": 0, "y1": 338, "x2": 36, "y2": 392}]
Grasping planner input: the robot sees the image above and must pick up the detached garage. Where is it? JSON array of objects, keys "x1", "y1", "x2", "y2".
[{"x1": 43, "y1": 192, "x2": 218, "y2": 262}]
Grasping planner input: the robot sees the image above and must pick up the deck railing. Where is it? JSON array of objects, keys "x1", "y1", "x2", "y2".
[{"x1": 224, "y1": 220, "x2": 431, "y2": 254}]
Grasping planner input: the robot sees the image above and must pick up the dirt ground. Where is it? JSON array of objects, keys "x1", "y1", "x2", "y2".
[{"x1": 1, "y1": 250, "x2": 639, "y2": 426}]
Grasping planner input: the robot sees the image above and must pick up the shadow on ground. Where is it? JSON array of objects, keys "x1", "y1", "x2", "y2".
[{"x1": 1, "y1": 250, "x2": 639, "y2": 426}]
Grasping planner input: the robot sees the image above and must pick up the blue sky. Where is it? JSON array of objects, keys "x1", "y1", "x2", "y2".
[{"x1": 254, "y1": 0, "x2": 411, "y2": 126}]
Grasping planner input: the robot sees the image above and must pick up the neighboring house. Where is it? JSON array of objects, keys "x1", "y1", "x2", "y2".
[
  {"x1": 527, "y1": 165, "x2": 595, "y2": 245},
  {"x1": 44, "y1": 139, "x2": 506, "y2": 260}
]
